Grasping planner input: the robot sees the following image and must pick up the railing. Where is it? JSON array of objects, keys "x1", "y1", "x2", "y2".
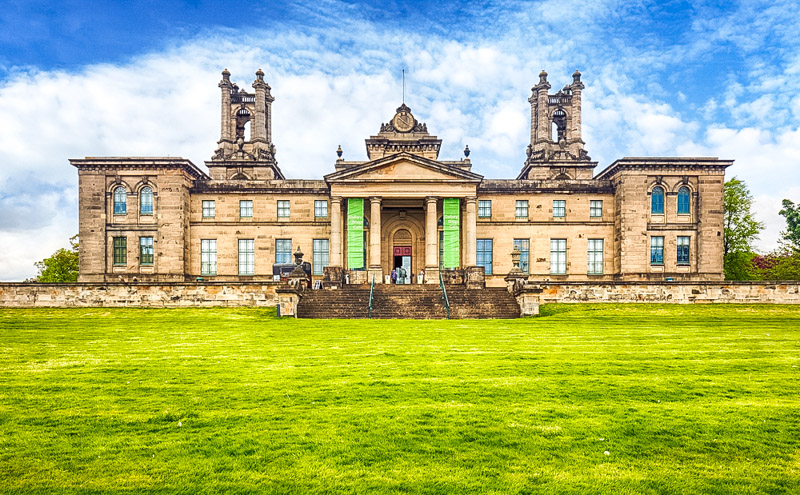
[
  {"x1": 368, "y1": 275, "x2": 375, "y2": 319},
  {"x1": 439, "y1": 272, "x2": 450, "y2": 320}
]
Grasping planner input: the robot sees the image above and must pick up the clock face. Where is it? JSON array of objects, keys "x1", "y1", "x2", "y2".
[{"x1": 393, "y1": 111, "x2": 415, "y2": 132}]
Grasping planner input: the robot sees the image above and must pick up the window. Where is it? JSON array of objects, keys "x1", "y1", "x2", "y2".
[
  {"x1": 677, "y1": 236, "x2": 690, "y2": 265},
  {"x1": 314, "y1": 200, "x2": 328, "y2": 218},
  {"x1": 550, "y1": 239, "x2": 567, "y2": 275},
  {"x1": 313, "y1": 239, "x2": 330, "y2": 275},
  {"x1": 276, "y1": 239, "x2": 292, "y2": 264},
  {"x1": 515, "y1": 200, "x2": 529, "y2": 219},
  {"x1": 590, "y1": 200, "x2": 603, "y2": 218},
  {"x1": 201, "y1": 239, "x2": 217, "y2": 275},
  {"x1": 277, "y1": 200, "x2": 290, "y2": 218},
  {"x1": 139, "y1": 237, "x2": 153, "y2": 265},
  {"x1": 140, "y1": 187, "x2": 153, "y2": 215},
  {"x1": 513, "y1": 239, "x2": 529, "y2": 274},
  {"x1": 113, "y1": 186, "x2": 127, "y2": 215},
  {"x1": 650, "y1": 236, "x2": 664, "y2": 265},
  {"x1": 651, "y1": 186, "x2": 665, "y2": 214},
  {"x1": 477, "y1": 239, "x2": 493, "y2": 275},
  {"x1": 113, "y1": 236, "x2": 127, "y2": 265},
  {"x1": 588, "y1": 239, "x2": 603, "y2": 274},
  {"x1": 478, "y1": 200, "x2": 492, "y2": 218},
  {"x1": 240, "y1": 200, "x2": 253, "y2": 218},
  {"x1": 202, "y1": 200, "x2": 215, "y2": 218},
  {"x1": 553, "y1": 200, "x2": 566, "y2": 218},
  {"x1": 678, "y1": 187, "x2": 690, "y2": 215},
  {"x1": 238, "y1": 239, "x2": 254, "y2": 275}
]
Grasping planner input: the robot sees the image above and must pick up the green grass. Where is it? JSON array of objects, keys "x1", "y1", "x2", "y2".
[{"x1": 1, "y1": 305, "x2": 799, "y2": 494}]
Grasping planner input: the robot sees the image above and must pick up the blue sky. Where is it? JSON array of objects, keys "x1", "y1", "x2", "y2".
[{"x1": 1, "y1": 0, "x2": 798, "y2": 280}]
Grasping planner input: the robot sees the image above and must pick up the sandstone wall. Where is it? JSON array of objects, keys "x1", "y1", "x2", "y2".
[
  {"x1": 0, "y1": 283, "x2": 279, "y2": 308},
  {"x1": 525, "y1": 281, "x2": 800, "y2": 304}
]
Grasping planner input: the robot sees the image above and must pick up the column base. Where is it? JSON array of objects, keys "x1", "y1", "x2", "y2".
[
  {"x1": 368, "y1": 267, "x2": 384, "y2": 283},
  {"x1": 423, "y1": 266, "x2": 440, "y2": 284}
]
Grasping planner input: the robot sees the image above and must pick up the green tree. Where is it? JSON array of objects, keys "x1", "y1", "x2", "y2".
[
  {"x1": 778, "y1": 199, "x2": 800, "y2": 251},
  {"x1": 723, "y1": 177, "x2": 763, "y2": 280},
  {"x1": 35, "y1": 235, "x2": 79, "y2": 283}
]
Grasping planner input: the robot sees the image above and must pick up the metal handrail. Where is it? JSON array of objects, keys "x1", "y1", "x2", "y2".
[
  {"x1": 439, "y1": 272, "x2": 450, "y2": 320},
  {"x1": 368, "y1": 275, "x2": 375, "y2": 319}
]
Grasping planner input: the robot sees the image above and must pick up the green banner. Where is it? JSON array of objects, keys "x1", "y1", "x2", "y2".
[
  {"x1": 442, "y1": 198, "x2": 460, "y2": 269},
  {"x1": 347, "y1": 198, "x2": 364, "y2": 269}
]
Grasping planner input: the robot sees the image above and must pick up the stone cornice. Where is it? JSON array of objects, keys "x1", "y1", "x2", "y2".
[
  {"x1": 192, "y1": 179, "x2": 328, "y2": 194},
  {"x1": 595, "y1": 157, "x2": 733, "y2": 180},
  {"x1": 479, "y1": 179, "x2": 614, "y2": 194},
  {"x1": 70, "y1": 157, "x2": 210, "y2": 180}
]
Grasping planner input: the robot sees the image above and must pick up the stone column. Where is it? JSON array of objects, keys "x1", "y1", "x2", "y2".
[
  {"x1": 368, "y1": 196, "x2": 383, "y2": 282},
  {"x1": 330, "y1": 196, "x2": 343, "y2": 267},
  {"x1": 218, "y1": 69, "x2": 232, "y2": 143},
  {"x1": 570, "y1": 70, "x2": 585, "y2": 143},
  {"x1": 536, "y1": 70, "x2": 551, "y2": 144},
  {"x1": 251, "y1": 69, "x2": 267, "y2": 143},
  {"x1": 424, "y1": 196, "x2": 439, "y2": 283},
  {"x1": 465, "y1": 196, "x2": 477, "y2": 266}
]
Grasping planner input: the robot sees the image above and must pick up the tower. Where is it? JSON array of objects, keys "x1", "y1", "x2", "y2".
[
  {"x1": 517, "y1": 70, "x2": 596, "y2": 180},
  {"x1": 206, "y1": 69, "x2": 284, "y2": 180}
]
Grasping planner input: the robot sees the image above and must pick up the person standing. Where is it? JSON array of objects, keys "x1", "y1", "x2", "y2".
[{"x1": 391, "y1": 268, "x2": 397, "y2": 284}]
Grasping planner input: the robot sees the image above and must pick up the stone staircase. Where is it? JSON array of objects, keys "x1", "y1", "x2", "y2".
[{"x1": 296, "y1": 284, "x2": 520, "y2": 319}]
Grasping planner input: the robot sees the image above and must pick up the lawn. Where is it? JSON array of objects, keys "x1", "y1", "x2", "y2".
[{"x1": 1, "y1": 304, "x2": 799, "y2": 494}]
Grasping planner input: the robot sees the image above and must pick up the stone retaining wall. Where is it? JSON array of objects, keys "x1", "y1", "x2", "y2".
[
  {"x1": 523, "y1": 281, "x2": 800, "y2": 304},
  {"x1": 2, "y1": 281, "x2": 799, "y2": 309},
  {"x1": 0, "y1": 282, "x2": 279, "y2": 308}
]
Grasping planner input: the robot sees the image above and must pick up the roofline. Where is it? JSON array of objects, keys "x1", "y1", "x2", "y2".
[
  {"x1": 70, "y1": 157, "x2": 210, "y2": 180},
  {"x1": 595, "y1": 157, "x2": 734, "y2": 180}
]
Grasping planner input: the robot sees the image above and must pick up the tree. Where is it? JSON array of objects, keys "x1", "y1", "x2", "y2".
[
  {"x1": 35, "y1": 235, "x2": 79, "y2": 283},
  {"x1": 723, "y1": 177, "x2": 763, "y2": 280},
  {"x1": 778, "y1": 199, "x2": 800, "y2": 251}
]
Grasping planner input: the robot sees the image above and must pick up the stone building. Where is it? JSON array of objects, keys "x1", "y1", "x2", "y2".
[{"x1": 71, "y1": 69, "x2": 731, "y2": 286}]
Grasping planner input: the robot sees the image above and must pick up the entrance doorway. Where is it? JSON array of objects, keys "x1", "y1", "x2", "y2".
[{"x1": 393, "y1": 246, "x2": 412, "y2": 284}]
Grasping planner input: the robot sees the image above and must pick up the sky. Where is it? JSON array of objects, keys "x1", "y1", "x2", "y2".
[{"x1": 0, "y1": 0, "x2": 798, "y2": 281}]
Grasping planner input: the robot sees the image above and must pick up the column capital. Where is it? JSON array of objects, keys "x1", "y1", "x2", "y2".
[
  {"x1": 369, "y1": 196, "x2": 382, "y2": 203},
  {"x1": 465, "y1": 196, "x2": 477, "y2": 204},
  {"x1": 330, "y1": 195, "x2": 343, "y2": 203},
  {"x1": 425, "y1": 196, "x2": 438, "y2": 204}
]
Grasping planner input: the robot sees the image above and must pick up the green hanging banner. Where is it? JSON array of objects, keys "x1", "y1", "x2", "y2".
[
  {"x1": 346, "y1": 198, "x2": 364, "y2": 269},
  {"x1": 442, "y1": 198, "x2": 460, "y2": 269}
]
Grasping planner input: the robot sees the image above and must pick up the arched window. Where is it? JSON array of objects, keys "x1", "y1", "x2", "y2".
[
  {"x1": 113, "y1": 186, "x2": 127, "y2": 215},
  {"x1": 552, "y1": 109, "x2": 567, "y2": 142},
  {"x1": 677, "y1": 186, "x2": 690, "y2": 214},
  {"x1": 651, "y1": 186, "x2": 664, "y2": 214},
  {"x1": 140, "y1": 186, "x2": 153, "y2": 215}
]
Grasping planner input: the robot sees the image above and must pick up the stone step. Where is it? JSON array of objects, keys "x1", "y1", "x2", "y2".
[{"x1": 296, "y1": 285, "x2": 520, "y2": 319}]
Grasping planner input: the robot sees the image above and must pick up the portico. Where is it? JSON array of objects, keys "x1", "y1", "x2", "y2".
[{"x1": 325, "y1": 152, "x2": 482, "y2": 283}]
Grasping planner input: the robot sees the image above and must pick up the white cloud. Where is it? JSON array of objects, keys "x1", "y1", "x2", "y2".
[{"x1": 1, "y1": 4, "x2": 799, "y2": 279}]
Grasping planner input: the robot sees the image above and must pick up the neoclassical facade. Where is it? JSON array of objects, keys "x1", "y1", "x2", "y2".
[{"x1": 72, "y1": 69, "x2": 731, "y2": 286}]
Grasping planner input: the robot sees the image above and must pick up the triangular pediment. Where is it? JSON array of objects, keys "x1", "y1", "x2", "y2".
[{"x1": 325, "y1": 152, "x2": 482, "y2": 184}]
